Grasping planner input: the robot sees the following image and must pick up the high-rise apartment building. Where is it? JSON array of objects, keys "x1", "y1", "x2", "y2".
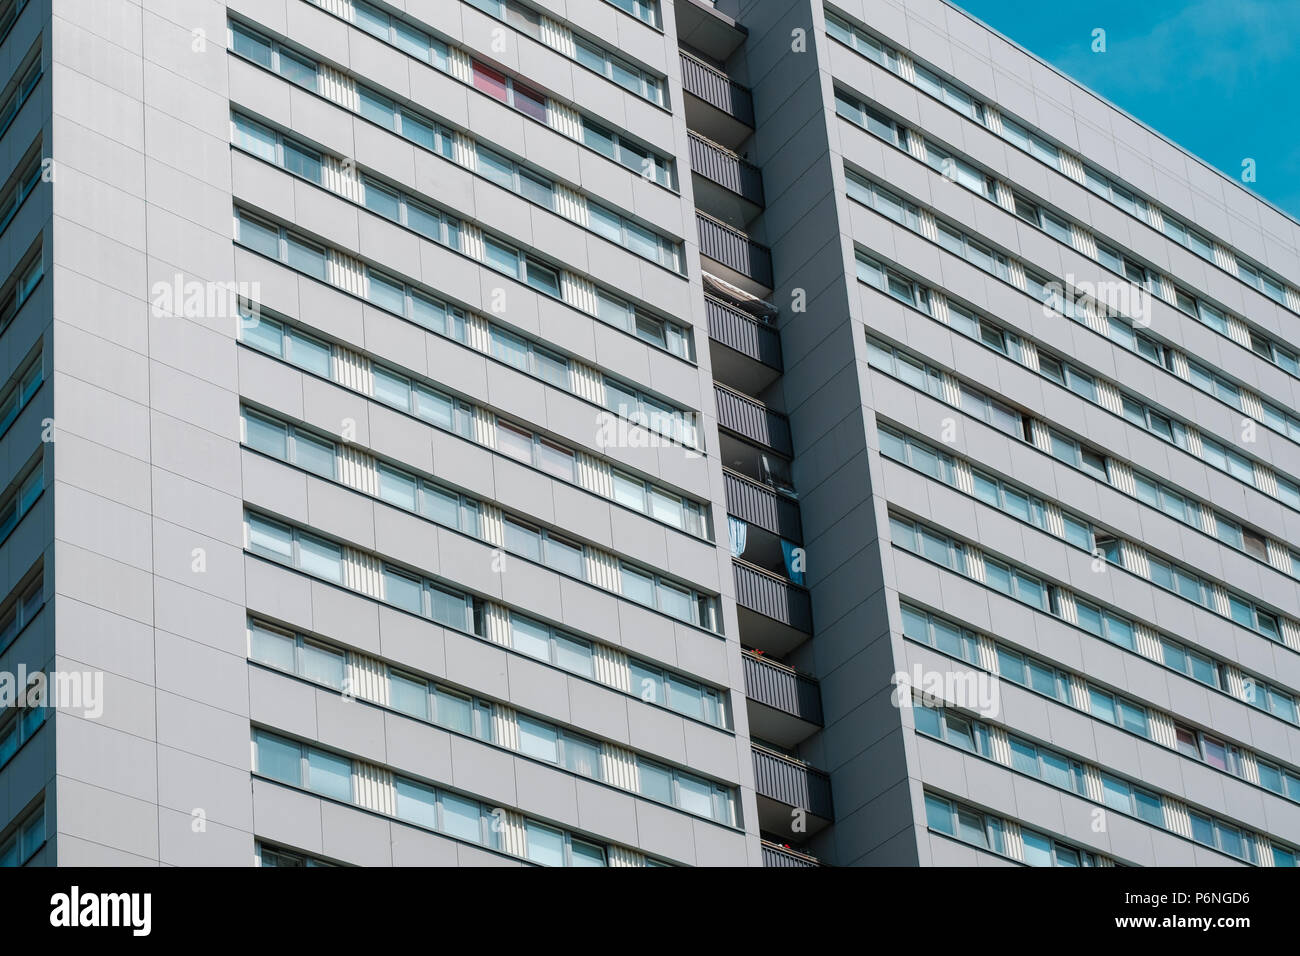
[{"x1": 1, "y1": 0, "x2": 1298, "y2": 867}]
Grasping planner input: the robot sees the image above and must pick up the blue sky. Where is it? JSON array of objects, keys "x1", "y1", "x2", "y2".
[{"x1": 950, "y1": 0, "x2": 1300, "y2": 221}]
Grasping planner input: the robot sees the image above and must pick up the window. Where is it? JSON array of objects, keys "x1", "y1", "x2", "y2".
[
  {"x1": 581, "y1": 119, "x2": 672, "y2": 186},
  {"x1": 628, "y1": 660, "x2": 725, "y2": 727},
  {"x1": 509, "y1": 613, "x2": 593, "y2": 678}
]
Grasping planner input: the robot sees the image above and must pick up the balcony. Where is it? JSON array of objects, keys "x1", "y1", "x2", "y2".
[
  {"x1": 680, "y1": 51, "x2": 753, "y2": 148},
  {"x1": 689, "y1": 133, "x2": 764, "y2": 228},
  {"x1": 706, "y1": 296, "x2": 781, "y2": 393},
  {"x1": 733, "y1": 560, "x2": 812, "y2": 656},
  {"x1": 674, "y1": 3, "x2": 747, "y2": 63},
  {"x1": 743, "y1": 651, "x2": 823, "y2": 747},
  {"x1": 714, "y1": 384, "x2": 791, "y2": 456},
  {"x1": 724, "y1": 469, "x2": 800, "y2": 542},
  {"x1": 753, "y1": 745, "x2": 834, "y2": 838},
  {"x1": 697, "y1": 212, "x2": 773, "y2": 294},
  {"x1": 761, "y1": 840, "x2": 822, "y2": 867}
]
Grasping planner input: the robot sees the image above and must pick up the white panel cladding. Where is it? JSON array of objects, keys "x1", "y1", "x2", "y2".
[
  {"x1": 554, "y1": 184, "x2": 588, "y2": 226},
  {"x1": 497, "y1": 809, "x2": 528, "y2": 858},
  {"x1": 1167, "y1": 348, "x2": 1191, "y2": 380},
  {"x1": 975, "y1": 634, "x2": 998, "y2": 673},
  {"x1": 1118, "y1": 540, "x2": 1148, "y2": 576},
  {"x1": 951, "y1": 458, "x2": 974, "y2": 495},
  {"x1": 1239, "y1": 389, "x2": 1265, "y2": 422},
  {"x1": 608, "y1": 845, "x2": 647, "y2": 867},
  {"x1": 452, "y1": 131, "x2": 477, "y2": 169},
  {"x1": 483, "y1": 601, "x2": 512, "y2": 647},
  {"x1": 1145, "y1": 203, "x2": 1165, "y2": 232},
  {"x1": 492, "y1": 703, "x2": 520, "y2": 751},
  {"x1": 1070, "y1": 224, "x2": 1098, "y2": 259},
  {"x1": 1082, "y1": 765, "x2": 1104, "y2": 803},
  {"x1": 1154, "y1": 273, "x2": 1177, "y2": 306},
  {"x1": 459, "y1": 221, "x2": 486, "y2": 262},
  {"x1": 1225, "y1": 314, "x2": 1253, "y2": 348},
  {"x1": 1254, "y1": 462, "x2": 1280, "y2": 497},
  {"x1": 344, "y1": 548, "x2": 385, "y2": 599},
  {"x1": 569, "y1": 361, "x2": 606, "y2": 405},
  {"x1": 1266, "y1": 538, "x2": 1294, "y2": 574},
  {"x1": 1001, "y1": 818, "x2": 1024, "y2": 861},
  {"x1": 561, "y1": 271, "x2": 599, "y2": 314},
  {"x1": 333, "y1": 344, "x2": 373, "y2": 395},
  {"x1": 1207, "y1": 584, "x2": 1231, "y2": 618},
  {"x1": 1254, "y1": 834, "x2": 1274, "y2": 866},
  {"x1": 1094, "y1": 379, "x2": 1124, "y2": 416},
  {"x1": 1106, "y1": 458, "x2": 1137, "y2": 496},
  {"x1": 464, "y1": 312, "x2": 492, "y2": 353},
  {"x1": 473, "y1": 407, "x2": 497, "y2": 448},
  {"x1": 338, "y1": 445, "x2": 379, "y2": 496},
  {"x1": 1181, "y1": 425, "x2": 1203, "y2": 459},
  {"x1": 1148, "y1": 709, "x2": 1178, "y2": 750},
  {"x1": 1279, "y1": 617, "x2": 1300, "y2": 653},
  {"x1": 963, "y1": 547, "x2": 986, "y2": 584},
  {"x1": 915, "y1": 208, "x2": 939, "y2": 242},
  {"x1": 584, "y1": 547, "x2": 620, "y2": 592},
  {"x1": 1017, "y1": 336, "x2": 1040, "y2": 372},
  {"x1": 1162, "y1": 797, "x2": 1193, "y2": 838},
  {"x1": 347, "y1": 652, "x2": 389, "y2": 706},
  {"x1": 1028, "y1": 419, "x2": 1053, "y2": 454},
  {"x1": 1057, "y1": 150, "x2": 1087, "y2": 185},
  {"x1": 593, "y1": 642, "x2": 631, "y2": 693},
  {"x1": 1004, "y1": 258, "x2": 1027, "y2": 292},
  {"x1": 928, "y1": 293, "x2": 950, "y2": 325},
  {"x1": 318, "y1": 0, "x2": 355, "y2": 20},
  {"x1": 1222, "y1": 664, "x2": 1247, "y2": 700},
  {"x1": 539, "y1": 16, "x2": 576, "y2": 58},
  {"x1": 328, "y1": 249, "x2": 369, "y2": 298},
  {"x1": 318, "y1": 63, "x2": 360, "y2": 112},
  {"x1": 987, "y1": 725, "x2": 1011, "y2": 766},
  {"x1": 893, "y1": 50, "x2": 917, "y2": 83},
  {"x1": 546, "y1": 99, "x2": 583, "y2": 141},
  {"x1": 479, "y1": 503, "x2": 505, "y2": 547},
  {"x1": 1076, "y1": 297, "x2": 1109, "y2": 336},
  {"x1": 1238, "y1": 748, "x2": 1261, "y2": 786},
  {"x1": 1096, "y1": 855, "x2": 1115, "y2": 867},
  {"x1": 1041, "y1": 501, "x2": 1066, "y2": 538},
  {"x1": 1287, "y1": 286, "x2": 1300, "y2": 313},
  {"x1": 354, "y1": 762, "x2": 397, "y2": 815},
  {"x1": 576, "y1": 451, "x2": 614, "y2": 497},
  {"x1": 325, "y1": 156, "x2": 364, "y2": 203},
  {"x1": 1053, "y1": 588, "x2": 1079, "y2": 625},
  {"x1": 600, "y1": 742, "x2": 639, "y2": 792},
  {"x1": 938, "y1": 372, "x2": 962, "y2": 407},
  {"x1": 992, "y1": 180, "x2": 1016, "y2": 213},
  {"x1": 1133, "y1": 624, "x2": 1163, "y2": 662},
  {"x1": 1213, "y1": 243, "x2": 1239, "y2": 274},
  {"x1": 1195, "y1": 503, "x2": 1218, "y2": 535},
  {"x1": 1067, "y1": 674, "x2": 1090, "y2": 711},
  {"x1": 905, "y1": 129, "x2": 928, "y2": 163},
  {"x1": 447, "y1": 46, "x2": 472, "y2": 83}
]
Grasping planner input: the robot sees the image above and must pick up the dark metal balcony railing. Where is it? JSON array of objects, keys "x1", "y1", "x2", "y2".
[
  {"x1": 753, "y1": 746, "x2": 834, "y2": 821},
  {"x1": 714, "y1": 384, "x2": 792, "y2": 455},
  {"x1": 761, "y1": 841, "x2": 821, "y2": 867},
  {"x1": 697, "y1": 213, "x2": 774, "y2": 289},
  {"x1": 688, "y1": 133, "x2": 765, "y2": 206},
  {"x1": 725, "y1": 469, "x2": 800, "y2": 541},
  {"x1": 743, "y1": 652, "x2": 823, "y2": 725},
  {"x1": 733, "y1": 560, "x2": 812, "y2": 634},
  {"x1": 679, "y1": 51, "x2": 755, "y2": 126},
  {"x1": 705, "y1": 296, "x2": 782, "y2": 371}
]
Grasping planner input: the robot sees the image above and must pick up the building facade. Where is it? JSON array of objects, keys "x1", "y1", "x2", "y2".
[{"x1": 1, "y1": 0, "x2": 1298, "y2": 867}]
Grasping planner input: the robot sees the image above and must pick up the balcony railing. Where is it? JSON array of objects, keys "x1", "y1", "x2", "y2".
[
  {"x1": 714, "y1": 384, "x2": 792, "y2": 455},
  {"x1": 753, "y1": 746, "x2": 834, "y2": 821},
  {"x1": 679, "y1": 51, "x2": 754, "y2": 126},
  {"x1": 688, "y1": 133, "x2": 765, "y2": 206},
  {"x1": 706, "y1": 296, "x2": 782, "y2": 371},
  {"x1": 697, "y1": 213, "x2": 773, "y2": 289},
  {"x1": 743, "y1": 652, "x2": 823, "y2": 726},
  {"x1": 761, "y1": 841, "x2": 821, "y2": 867},
  {"x1": 733, "y1": 560, "x2": 812, "y2": 635},
  {"x1": 724, "y1": 469, "x2": 800, "y2": 542}
]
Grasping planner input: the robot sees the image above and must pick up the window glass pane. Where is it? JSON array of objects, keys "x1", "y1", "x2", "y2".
[
  {"x1": 282, "y1": 141, "x2": 322, "y2": 182},
  {"x1": 434, "y1": 688, "x2": 473, "y2": 735},
  {"x1": 525, "y1": 822, "x2": 565, "y2": 866},
  {"x1": 250, "y1": 624, "x2": 295, "y2": 671},
  {"x1": 394, "y1": 778, "x2": 438, "y2": 829},
  {"x1": 545, "y1": 535, "x2": 584, "y2": 578},
  {"x1": 238, "y1": 214, "x2": 280, "y2": 258},
  {"x1": 497, "y1": 422, "x2": 534, "y2": 464},
  {"x1": 440, "y1": 792, "x2": 483, "y2": 843},
  {"x1": 287, "y1": 331, "x2": 332, "y2": 377},
  {"x1": 504, "y1": 518, "x2": 542, "y2": 562},
  {"x1": 300, "y1": 641, "x2": 345, "y2": 688},
  {"x1": 924, "y1": 794, "x2": 954, "y2": 835},
  {"x1": 517, "y1": 716, "x2": 559, "y2": 763},
  {"x1": 293, "y1": 431, "x2": 335, "y2": 477},
  {"x1": 427, "y1": 585, "x2": 466, "y2": 630},
  {"x1": 511, "y1": 615, "x2": 551, "y2": 661},
  {"x1": 621, "y1": 566, "x2": 655, "y2": 605},
  {"x1": 420, "y1": 484, "x2": 460, "y2": 527},
  {"x1": 384, "y1": 568, "x2": 422, "y2": 613},
  {"x1": 298, "y1": 533, "x2": 342, "y2": 582},
  {"x1": 640, "y1": 761, "x2": 673, "y2": 804},
  {"x1": 676, "y1": 773, "x2": 714, "y2": 818},
  {"x1": 256, "y1": 733, "x2": 301, "y2": 785},
  {"x1": 248, "y1": 515, "x2": 292, "y2": 561},
  {"x1": 553, "y1": 632, "x2": 593, "y2": 677},
  {"x1": 390, "y1": 672, "x2": 429, "y2": 719},
  {"x1": 535, "y1": 440, "x2": 574, "y2": 481},
  {"x1": 245, "y1": 414, "x2": 287, "y2": 458}
]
